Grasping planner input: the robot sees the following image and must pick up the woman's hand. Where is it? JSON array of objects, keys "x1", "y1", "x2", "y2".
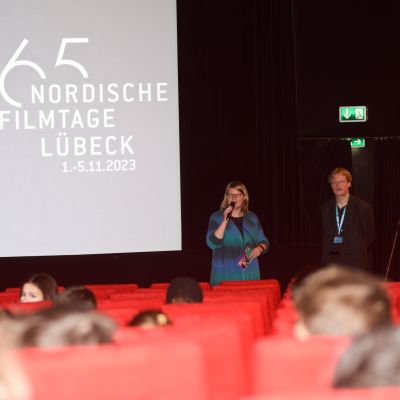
[
  {"x1": 222, "y1": 203, "x2": 234, "y2": 221},
  {"x1": 214, "y1": 205, "x2": 233, "y2": 239},
  {"x1": 249, "y1": 244, "x2": 266, "y2": 260}
]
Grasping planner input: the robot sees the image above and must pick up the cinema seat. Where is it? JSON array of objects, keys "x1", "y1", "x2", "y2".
[
  {"x1": 251, "y1": 336, "x2": 351, "y2": 393},
  {"x1": 205, "y1": 290, "x2": 274, "y2": 334},
  {"x1": 219, "y1": 279, "x2": 281, "y2": 305},
  {"x1": 151, "y1": 282, "x2": 211, "y2": 291},
  {"x1": 241, "y1": 387, "x2": 400, "y2": 400},
  {"x1": 20, "y1": 337, "x2": 207, "y2": 400},
  {"x1": 116, "y1": 315, "x2": 252, "y2": 400}
]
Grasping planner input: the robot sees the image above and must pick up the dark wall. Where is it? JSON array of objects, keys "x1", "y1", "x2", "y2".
[{"x1": 295, "y1": 0, "x2": 400, "y2": 139}]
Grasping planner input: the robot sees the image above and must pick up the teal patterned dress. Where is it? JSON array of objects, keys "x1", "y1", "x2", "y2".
[{"x1": 206, "y1": 210, "x2": 269, "y2": 286}]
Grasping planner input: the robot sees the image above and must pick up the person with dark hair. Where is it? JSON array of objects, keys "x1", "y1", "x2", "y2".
[
  {"x1": 165, "y1": 277, "x2": 203, "y2": 304},
  {"x1": 206, "y1": 181, "x2": 269, "y2": 285},
  {"x1": 128, "y1": 309, "x2": 172, "y2": 329},
  {"x1": 20, "y1": 273, "x2": 58, "y2": 303},
  {"x1": 321, "y1": 167, "x2": 375, "y2": 270},
  {"x1": 0, "y1": 305, "x2": 116, "y2": 348},
  {"x1": 57, "y1": 286, "x2": 97, "y2": 310},
  {"x1": 293, "y1": 265, "x2": 392, "y2": 339},
  {"x1": 334, "y1": 326, "x2": 400, "y2": 387}
]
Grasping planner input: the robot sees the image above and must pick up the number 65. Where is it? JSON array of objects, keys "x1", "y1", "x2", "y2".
[{"x1": 0, "y1": 38, "x2": 89, "y2": 108}]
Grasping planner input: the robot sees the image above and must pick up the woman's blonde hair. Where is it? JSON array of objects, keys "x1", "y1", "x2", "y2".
[{"x1": 220, "y1": 181, "x2": 249, "y2": 214}]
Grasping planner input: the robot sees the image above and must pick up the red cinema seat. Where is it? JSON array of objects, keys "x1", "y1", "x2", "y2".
[
  {"x1": 220, "y1": 279, "x2": 281, "y2": 305},
  {"x1": 241, "y1": 388, "x2": 400, "y2": 400},
  {"x1": 100, "y1": 308, "x2": 139, "y2": 326},
  {"x1": 151, "y1": 281, "x2": 211, "y2": 291},
  {"x1": 251, "y1": 336, "x2": 351, "y2": 393},
  {"x1": 6, "y1": 301, "x2": 53, "y2": 313},
  {"x1": 271, "y1": 306, "x2": 298, "y2": 337},
  {"x1": 0, "y1": 292, "x2": 19, "y2": 305},
  {"x1": 162, "y1": 303, "x2": 257, "y2": 342},
  {"x1": 109, "y1": 288, "x2": 165, "y2": 302},
  {"x1": 98, "y1": 298, "x2": 164, "y2": 311},
  {"x1": 205, "y1": 289, "x2": 274, "y2": 334},
  {"x1": 85, "y1": 283, "x2": 138, "y2": 291},
  {"x1": 20, "y1": 337, "x2": 207, "y2": 400},
  {"x1": 116, "y1": 315, "x2": 252, "y2": 400}
]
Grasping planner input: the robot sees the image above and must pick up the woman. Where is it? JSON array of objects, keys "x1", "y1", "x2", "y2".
[
  {"x1": 206, "y1": 181, "x2": 269, "y2": 285},
  {"x1": 19, "y1": 273, "x2": 59, "y2": 303}
]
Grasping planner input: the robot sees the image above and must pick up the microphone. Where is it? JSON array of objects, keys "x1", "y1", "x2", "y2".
[{"x1": 226, "y1": 202, "x2": 235, "y2": 220}]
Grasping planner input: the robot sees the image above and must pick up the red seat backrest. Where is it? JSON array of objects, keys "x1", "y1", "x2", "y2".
[
  {"x1": 20, "y1": 335, "x2": 207, "y2": 400},
  {"x1": 151, "y1": 282, "x2": 211, "y2": 291},
  {"x1": 244, "y1": 388, "x2": 400, "y2": 400},
  {"x1": 251, "y1": 336, "x2": 351, "y2": 393},
  {"x1": 116, "y1": 317, "x2": 252, "y2": 400},
  {"x1": 219, "y1": 279, "x2": 281, "y2": 304},
  {"x1": 205, "y1": 290, "x2": 274, "y2": 334}
]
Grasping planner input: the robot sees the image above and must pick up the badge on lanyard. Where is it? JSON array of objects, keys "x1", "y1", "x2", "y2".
[{"x1": 333, "y1": 205, "x2": 346, "y2": 244}]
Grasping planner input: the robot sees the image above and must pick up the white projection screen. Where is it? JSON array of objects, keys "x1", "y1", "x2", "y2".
[{"x1": 0, "y1": 0, "x2": 181, "y2": 256}]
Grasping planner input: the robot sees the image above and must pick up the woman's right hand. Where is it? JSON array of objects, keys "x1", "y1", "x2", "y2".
[
  {"x1": 214, "y1": 206, "x2": 233, "y2": 239},
  {"x1": 222, "y1": 203, "x2": 234, "y2": 221}
]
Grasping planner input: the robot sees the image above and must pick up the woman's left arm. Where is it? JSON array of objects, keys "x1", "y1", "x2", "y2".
[{"x1": 249, "y1": 214, "x2": 269, "y2": 259}]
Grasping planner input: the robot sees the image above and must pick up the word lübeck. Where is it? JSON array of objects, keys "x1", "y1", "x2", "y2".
[{"x1": 41, "y1": 133, "x2": 134, "y2": 157}]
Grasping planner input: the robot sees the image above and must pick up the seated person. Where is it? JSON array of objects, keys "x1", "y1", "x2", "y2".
[
  {"x1": 0, "y1": 341, "x2": 32, "y2": 400},
  {"x1": 0, "y1": 305, "x2": 116, "y2": 348},
  {"x1": 334, "y1": 326, "x2": 400, "y2": 387},
  {"x1": 292, "y1": 265, "x2": 392, "y2": 339},
  {"x1": 128, "y1": 309, "x2": 172, "y2": 329},
  {"x1": 20, "y1": 273, "x2": 59, "y2": 303},
  {"x1": 57, "y1": 286, "x2": 97, "y2": 310},
  {"x1": 165, "y1": 277, "x2": 203, "y2": 304}
]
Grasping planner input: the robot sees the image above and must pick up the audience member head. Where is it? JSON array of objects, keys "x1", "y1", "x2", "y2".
[
  {"x1": 20, "y1": 273, "x2": 58, "y2": 303},
  {"x1": 128, "y1": 309, "x2": 172, "y2": 329},
  {"x1": 166, "y1": 277, "x2": 203, "y2": 304},
  {"x1": 1, "y1": 305, "x2": 116, "y2": 348},
  {"x1": 293, "y1": 265, "x2": 391, "y2": 339},
  {"x1": 0, "y1": 309, "x2": 15, "y2": 321},
  {"x1": 0, "y1": 339, "x2": 32, "y2": 400},
  {"x1": 334, "y1": 326, "x2": 400, "y2": 387},
  {"x1": 57, "y1": 286, "x2": 97, "y2": 310},
  {"x1": 290, "y1": 264, "x2": 322, "y2": 296}
]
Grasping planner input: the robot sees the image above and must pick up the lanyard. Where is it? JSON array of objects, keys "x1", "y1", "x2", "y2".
[{"x1": 335, "y1": 205, "x2": 346, "y2": 236}]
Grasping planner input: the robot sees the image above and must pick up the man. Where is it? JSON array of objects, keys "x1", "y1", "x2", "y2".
[
  {"x1": 321, "y1": 167, "x2": 375, "y2": 270},
  {"x1": 293, "y1": 265, "x2": 391, "y2": 339}
]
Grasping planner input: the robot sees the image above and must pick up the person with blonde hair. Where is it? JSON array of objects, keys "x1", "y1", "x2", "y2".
[
  {"x1": 206, "y1": 181, "x2": 269, "y2": 285},
  {"x1": 321, "y1": 167, "x2": 375, "y2": 270}
]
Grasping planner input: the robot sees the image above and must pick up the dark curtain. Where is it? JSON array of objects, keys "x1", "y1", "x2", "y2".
[
  {"x1": 178, "y1": 0, "x2": 301, "y2": 250},
  {"x1": 177, "y1": 0, "x2": 353, "y2": 252},
  {"x1": 374, "y1": 139, "x2": 400, "y2": 278}
]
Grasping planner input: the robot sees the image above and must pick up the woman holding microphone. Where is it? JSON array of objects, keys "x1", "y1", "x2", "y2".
[{"x1": 206, "y1": 181, "x2": 269, "y2": 285}]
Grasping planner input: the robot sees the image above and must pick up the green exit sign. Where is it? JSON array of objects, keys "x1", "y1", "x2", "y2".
[
  {"x1": 350, "y1": 138, "x2": 365, "y2": 148},
  {"x1": 339, "y1": 106, "x2": 367, "y2": 123}
]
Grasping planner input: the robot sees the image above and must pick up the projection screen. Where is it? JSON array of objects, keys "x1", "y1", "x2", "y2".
[{"x1": 0, "y1": 0, "x2": 181, "y2": 256}]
